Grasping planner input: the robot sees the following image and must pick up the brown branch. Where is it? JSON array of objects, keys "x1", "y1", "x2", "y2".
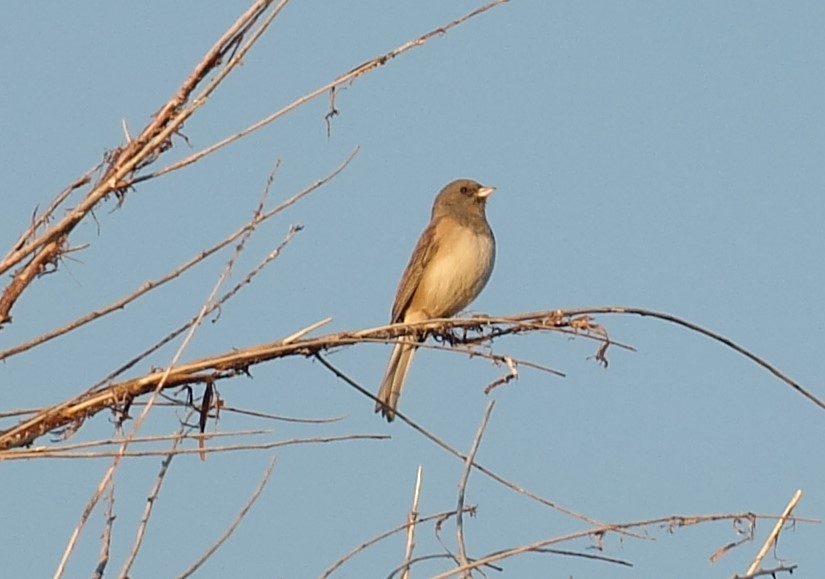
[
  {"x1": 0, "y1": 0, "x2": 287, "y2": 319},
  {"x1": 0, "y1": 0, "x2": 508, "y2": 325},
  {"x1": 0, "y1": 156, "x2": 278, "y2": 362},
  {"x1": 0, "y1": 238, "x2": 63, "y2": 327},
  {"x1": 83, "y1": 224, "x2": 302, "y2": 398},
  {"x1": 3, "y1": 169, "x2": 96, "y2": 264},
  {"x1": 2, "y1": 307, "x2": 819, "y2": 457},
  {"x1": 72, "y1": 148, "x2": 352, "y2": 394},
  {"x1": 131, "y1": 0, "x2": 511, "y2": 186},
  {"x1": 0, "y1": 312, "x2": 576, "y2": 450},
  {"x1": 54, "y1": 169, "x2": 293, "y2": 577}
]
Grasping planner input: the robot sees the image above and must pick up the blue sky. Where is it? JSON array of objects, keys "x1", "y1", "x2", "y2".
[{"x1": 1, "y1": 1, "x2": 824, "y2": 577}]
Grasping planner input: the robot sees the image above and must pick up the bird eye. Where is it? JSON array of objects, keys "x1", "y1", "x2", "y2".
[{"x1": 460, "y1": 186, "x2": 469, "y2": 194}]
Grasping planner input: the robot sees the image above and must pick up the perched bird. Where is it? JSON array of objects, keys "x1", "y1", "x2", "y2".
[{"x1": 375, "y1": 179, "x2": 496, "y2": 421}]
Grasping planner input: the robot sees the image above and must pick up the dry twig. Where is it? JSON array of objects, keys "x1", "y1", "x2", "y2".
[
  {"x1": 402, "y1": 466, "x2": 424, "y2": 579},
  {"x1": 313, "y1": 353, "x2": 641, "y2": 541},
  {"x1": 430, "y1": 512, "x2": 810, "y2": 579},
  {"x1": 456, "y1": 402, "x2": 495, "y2": 576},
  {"x1": 0, "y1": 1, "x2": 289, "y2": 326},
  {"x1": 177, "y1": 457, "x2": 278, "y2": 578},
  {"x1": 742, "y1": 489, "x2": 803, "y2": 576},
  {"x1": 0, "y1": 311, "x2": 601, "y2": 451},
  {"x1": 320, "y1": 508, "x2": 477, "y2": 579}
]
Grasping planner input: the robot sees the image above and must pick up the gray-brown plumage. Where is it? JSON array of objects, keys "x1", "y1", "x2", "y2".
[{"x1": 375, "y1": 179, "x2": 496, "y2": 421}]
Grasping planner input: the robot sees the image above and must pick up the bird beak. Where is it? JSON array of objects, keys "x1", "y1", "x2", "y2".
[{"x1": 477, "y1": 186, "x2": 495, "y2": 199}]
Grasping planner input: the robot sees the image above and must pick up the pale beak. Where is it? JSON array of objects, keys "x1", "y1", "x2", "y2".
[{"x1": 477, "y1": 186, "x2": 496, "y2": 199}]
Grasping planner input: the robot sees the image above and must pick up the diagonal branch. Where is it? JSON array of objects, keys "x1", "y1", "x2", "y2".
[
  {"x1": 0, "y1": 0, "x2": 288, "y2": 325},
  {"x1": 0, "y1": 147, "x2": 357, "y2": 362}
]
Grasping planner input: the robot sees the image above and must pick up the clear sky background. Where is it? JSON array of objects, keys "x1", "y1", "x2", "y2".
[{"x1": 2, "y1": 1, "x2": 824, "y2": 577}]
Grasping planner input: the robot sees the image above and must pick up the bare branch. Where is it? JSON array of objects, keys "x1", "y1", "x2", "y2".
[
  {"x1": 0, "y1": 0, "x2": 288, "y2": 285},
  {"x1": 132, "y1": 0, "x2": 511, "y2": 185},
  {"x1": 176, "y1": 457, "x2": 278, "y2": 579},
  {"x1": 733, "y1": 564, "x2": 799, "y2": 579},
  {"x1": 456, "y1": 402, "x2": 495, "y2": 575},
  {"x1": 4, "y1": 434, "x2": 387, "y2": 461},
  {"x1": 313, "y1": 354, "x2": 640, "y2": 540},
  {"x1": 119, "y1": 421, "x2": 192, "y2": 577},
  {"x1": 401, "y1": 466, "x2": 424, "y2": 579},
  {"x1": 430, "y1": 512, "x2": 811, "y2": 579},
  {"x1": 743, "y1": 489, "x2": 803, "y2": 576},
  {"x1": 321, "y1": 508, "x2": 477, "y2": 579},
  {"x1": 91, "y1": 477, "x2": 116, "y2": 579},
  {"x1": 3, "y1": 307, "x2": 819, "y2": 454},
  {"x1": 569, "y1": 306, "x2": 825, "y2": 411}
]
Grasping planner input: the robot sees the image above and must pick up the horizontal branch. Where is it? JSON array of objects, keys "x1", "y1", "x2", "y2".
[
  {"x1": 429, "y1": 511, "x2": 809, "y2": 579},
  {"x1": 0, "y1": 306, "x2": 819, "y2": 452},
  {"x1": 2, "y1": 434, "x2": 387, "y2": 461},
  {"x1": 0, "y1": 311, "x2": 593, "y2": 451}
]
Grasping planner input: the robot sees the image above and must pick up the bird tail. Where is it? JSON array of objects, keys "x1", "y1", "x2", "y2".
[{"x1": 375, "y1": 337, "x2": 417, "y2": 422}]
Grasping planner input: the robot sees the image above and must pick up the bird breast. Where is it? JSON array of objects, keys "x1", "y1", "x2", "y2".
[{"x1": 407, "y1": 220, "x2": 495, "y2": 320}]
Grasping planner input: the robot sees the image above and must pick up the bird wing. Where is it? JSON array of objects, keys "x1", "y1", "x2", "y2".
[{"x1": 390, "y1": 220, "x2": 442, "y2": 323}]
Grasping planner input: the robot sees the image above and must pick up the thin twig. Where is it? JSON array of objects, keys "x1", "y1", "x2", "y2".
[
  {"x1": 0, "y1": 158, "x2": 285, "y2": 362},
  {"x1": 53, "y1": 154, "x2": 280, "y2": 578},
  {"x1": 283, "y1": 317, "x2": 333, "y2": 344},
  {"x1": 131, "y1": 0, "x2": 510, "y2": 185},
  {"x1": 320, "y1": 508, "x2": 475, "y2": 578},
  {"x1": 312, "y1": 354, "x2": 640, "y2": 539},
  {"x1": 86, "y1": 224, "x2": 302, "y2": 398},
  {"x1": 12, "y1": 429, "x2": 272, "y2": 456},
  {"x1": 91, "y1": 476, "x2": 116, "y2": 579},
  {"x1": 395, "y1": 547, "x2": 631, "y2": 578},
  {"x1": 81, "y1": 147, "x2": 356, "y2": 392},
  {"x1": 53, "y1": 455, "x2": 117, "y2": 579},
  {"x1": 1, "y1": 0, "x2": 285, "y2": 280},
  {"x1": 176, "y1": 457, "x2": 278, "y2": 578},
  {"x1": 208, "y1": 404, "x2": 347, "y2": 424},
  {"x1": 565, "y1": 306, "x2": 825, "y2": 411},
  {"x1": 4, "y1": 434, "x2": 388, "y2": 461},
  {"x1": 744, "y1": 489, "x2": 802, "y2": 576},
  {"x1": 429, "y1": 512, "x2": 807, "y2": 579},
  {"x1": 3, "y1": 169, "x2": 96, "y2": 263},
  {"x1": 402, "y1": 465, "x2": 424, "y2": 579},
  {"x1": 119, "y1": 421, "x2": 192, "y2": 577},
  {"x1": 456, "y1": 402, "x2": 495, "y2": 576},
  {"x1": 733, "y1": 564, "x2": 799, "y2": 579}
]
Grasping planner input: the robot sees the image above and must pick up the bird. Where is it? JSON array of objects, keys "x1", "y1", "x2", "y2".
[{"x1": 375, "y1": 179, "x2": 496, "y2": 421}]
